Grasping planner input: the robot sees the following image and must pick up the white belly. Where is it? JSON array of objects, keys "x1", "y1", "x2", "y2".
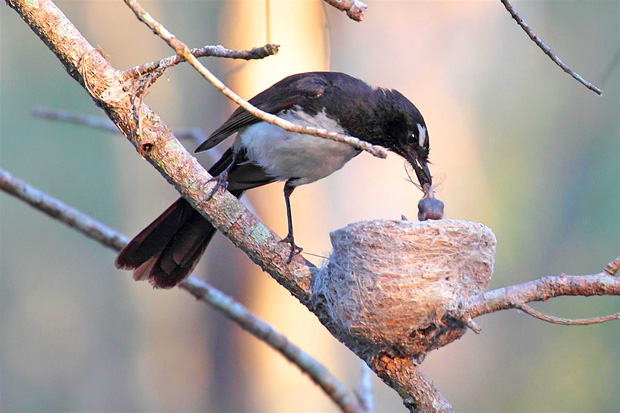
[{"x1": 234, "y1": 108, "x2": 360, "y2": 186}]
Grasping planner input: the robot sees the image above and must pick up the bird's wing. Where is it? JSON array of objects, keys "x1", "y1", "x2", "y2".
[
  {"x1": 208, "y1": 147, "x2": 277, "y2": 192},
  {"x1": 196, "y1": 74, "x2": 329, "y2": 152}
]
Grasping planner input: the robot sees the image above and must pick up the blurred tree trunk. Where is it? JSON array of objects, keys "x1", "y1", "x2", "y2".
[{"x1": 214, "y1": 1, "x2": 331, "y2": 411}]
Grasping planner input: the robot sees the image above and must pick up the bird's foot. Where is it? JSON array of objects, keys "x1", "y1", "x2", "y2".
[
  {"x1": 279, "y1": 234, "x2": 303, "y2": 263},
  {"x1": 206, "y1": 172, "x2": 229, "y2": 200}
]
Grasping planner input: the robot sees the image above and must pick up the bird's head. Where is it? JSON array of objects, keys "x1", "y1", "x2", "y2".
[{"x1": 381, "y1": 90, "x2": 432, "y2": 189}]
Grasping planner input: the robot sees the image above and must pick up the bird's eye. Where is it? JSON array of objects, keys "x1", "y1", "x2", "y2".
[{"x1": 417, "y1": 124, "x2": 427, "y2": 147}]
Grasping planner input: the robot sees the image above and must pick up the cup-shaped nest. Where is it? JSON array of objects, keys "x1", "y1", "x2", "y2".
[{"x1": 312, "y1": 219, "x2": 496, "y2": 359}]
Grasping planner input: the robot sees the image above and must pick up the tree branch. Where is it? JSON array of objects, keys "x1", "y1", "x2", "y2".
[
  {"x1": 7, "y1": 0, "x2": 316, "y2": 305},
  {"x1": 518, "y1": 304, "x2": 620, "y2": 326},
  {"x1": 9, "y1": 1, "x2": 615, "y2": 410},
  {"x1": 124, "y1": 43, "x2": 280, "y2": 79},
  {"x1": 7, "y1": 0, "x2": 446, "y2": 408},
  {"x1": 604, "y1": 255, "x2": 620, "y2": 276},
  {"x1": 122, "y1": 0, "x2": 387, "y2": 159},
  {"x1": 31, "y1": 107, "x2": 209, "y2": 148},
  {"x1": 0, "y1": 169, "x2": 127, "y2": 251},
  {"x1": 0, "y1": 167, "x2": 361, "y2": 413},
  {"x1": 322, "y1": 0, "x2": 367, "y2": 22},
  {"x1": 369, "y1": 355, "x2": 453, "y2": 412},
  {"x1": 457, "y1": 265, "x2": 620, "y2": 320},
  {"x1": 31, "y1": 106, "x2": 120, "y2": 133},
  {"x1": 500, "y1": 0, "x2": 603, "y2": 96},
  {"x1": 179, "y1": 277, "x2": 361, "y2": 413}
]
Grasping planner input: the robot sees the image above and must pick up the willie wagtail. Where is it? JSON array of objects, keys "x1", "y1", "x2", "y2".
[{"x1": 116, "y1": 71, "x2": 433, "y2": 288}]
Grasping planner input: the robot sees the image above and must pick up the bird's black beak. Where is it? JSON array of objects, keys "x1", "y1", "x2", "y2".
[{"x1": 409, "y1": 156, "x2": 432, "y2": 189}]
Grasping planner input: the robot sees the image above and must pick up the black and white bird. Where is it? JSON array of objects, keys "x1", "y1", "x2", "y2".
[{"x1": 116, "y1": 72, "x2": 433, "y2": 288}]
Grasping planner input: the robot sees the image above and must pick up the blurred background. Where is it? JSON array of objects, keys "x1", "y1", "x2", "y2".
[{"x1": 1, "y1": 0, "x2": 619, "y2": 411}]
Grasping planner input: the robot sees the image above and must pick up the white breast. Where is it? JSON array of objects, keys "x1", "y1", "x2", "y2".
[{"x1": 234, "y1": 108, "x2": 360, "y2": 186}]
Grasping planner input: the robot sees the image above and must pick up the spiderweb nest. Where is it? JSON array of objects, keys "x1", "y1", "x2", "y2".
[{"x1": 312, "y1": 219, "x2": 496, "y2": 360}]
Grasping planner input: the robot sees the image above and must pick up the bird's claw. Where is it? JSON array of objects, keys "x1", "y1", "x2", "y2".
[
  {"x1": 279, "y1": 234, "x2": 302, "y2": 263},
  {"x1": 206, "y1": 173, "x2": 229, "y2": 200}
]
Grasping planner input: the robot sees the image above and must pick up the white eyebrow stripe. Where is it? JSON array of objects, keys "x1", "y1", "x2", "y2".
[{"x1": 417, "y1": 124, "x2": 427, "y2": 147}]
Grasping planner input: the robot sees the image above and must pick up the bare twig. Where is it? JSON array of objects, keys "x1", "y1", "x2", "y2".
[
  {"x1": 463, "y1": 314, "x2": 482, "y2": 334},
  {"x1": 31, "y1": 107, "x2": 209, "y2": 147},
  {"x1": 0, "y1": 169, "x2": 128, "y2": 251},
  {"x1": 322, "y1": 0, "x2": 367, "y2": 22},
  {"x1": 180, "y1": 278, "x2": 361, "y2": 413},
  {"x1": 124, "y1": 43, "x2": 280, "y2": 79},
  {"x1": 32, "y1": 107, "x2": 120, "y2": 133},
  {"x1": 0, "y1": 167, "x2": 361, "y2": 413},
  {"x1": 518, "y1": 304, "x2": 620, "y2": 326},
  {"x1": 500, "y1": 0, "x2": 603, "y2": 96},
  {"x1": 604, "y1": 255, "x2": 620, "y2": 276},
  {"x1": 459, "y1": 262, "x2": 620, "y2": 320},
  {"x1": 122, "y1": 0, "x2": 387, "y2": 159}
]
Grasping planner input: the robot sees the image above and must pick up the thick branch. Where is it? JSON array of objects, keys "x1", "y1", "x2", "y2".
[
  {"x1": 7, "y1": 0, "x2": 448, "y2": 408},
  {"x1": 0, "y1": 167, "x2": 361, "y2": 413},
  {"x1": 15, "y1": 1, "x2": 613, "y2": 410},
  {"x1": 322, "y1": 0, "x2": 367, "y2": 22},
  {"x1": 123, "y1": 0, "x2": 387, "y2": 159},
  {"x1": 500, "y1": 0, "x2": 603, "y2": 96},
  {"x1": 369, "y1": 355, "x2": 453, "y2": 412},
  {"x1": 7, "y1": 0, "x2": 316, "y2": 304}
]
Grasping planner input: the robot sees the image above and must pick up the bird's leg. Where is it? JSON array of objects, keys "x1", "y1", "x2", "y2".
[
  {"x1": 206, "y1": 151, "x2": 239, "y2": 200},
  {"x1": 280, "y1": 181, "x2": 303, "y2": 263}
]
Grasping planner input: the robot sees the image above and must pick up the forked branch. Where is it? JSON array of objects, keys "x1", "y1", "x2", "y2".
[
  {"x1": 122, "y1": 0, "x2": 387, "y2": 159},
  {"x1": 124, "y1": 43, "x2": 280, "y2": 79},
  {"x1": 455, "y1": 264, "x2": 620, "y2": 325}
]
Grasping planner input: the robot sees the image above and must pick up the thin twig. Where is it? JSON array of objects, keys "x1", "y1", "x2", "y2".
[
  {"x1": 0, "y1": 167, "x2": 361, "y2": 413},
  {"x1": 32, "y1": 107, "x2": 119, "y2": 133},
  {"x1": 500, "y1": 0, "x2": 603, "y2": 96},
  {"x1": 518, "y1": 304, "x2": 620, "y2": 326},
  {"x1": 124, "y1": 43, "x2": 279, "y2": 79},
  {"x1": 322, "y1": 0, "x2": 367, "y2": 22},
  {"x1": 179, "y1": 278, "x2": 361, "y2": 413},
  {"x1": 0, "y1": 169, "x2": 128, "y2": 251},
  {"x1": 463, "y1": 315, "x2": 482, "y2": 334},
  {"x1": 123, "y1": 0, "x2": 387, "y2": 159},
  {"x1": 31, "y1": 107, "x2": 209, "y2": 147}
]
